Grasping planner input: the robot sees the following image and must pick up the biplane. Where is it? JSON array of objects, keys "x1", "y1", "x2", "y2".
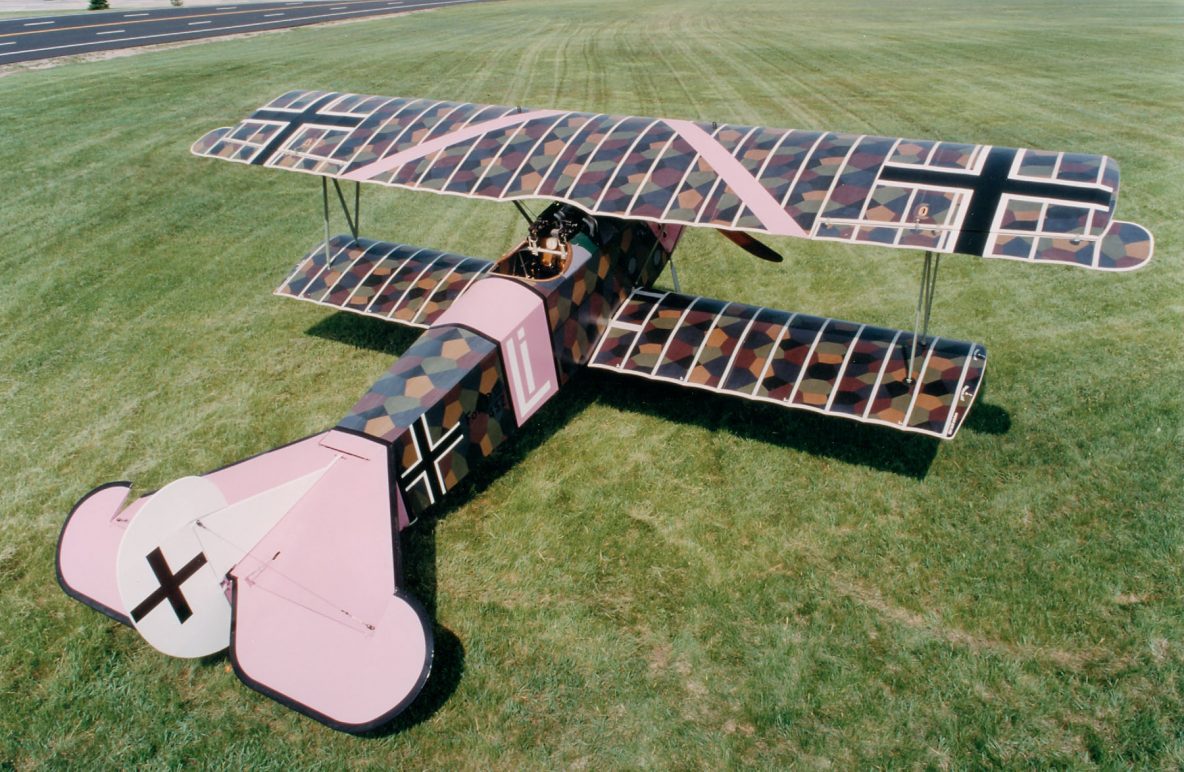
[{"x1": 57, "y1": 89, "x2": 1153, "y2": 733}]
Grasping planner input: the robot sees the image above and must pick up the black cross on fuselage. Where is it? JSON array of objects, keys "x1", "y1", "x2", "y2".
[
  {"x1": 130, "y1": 547, "x2": 208, "y2": 624},
  {"x1": 878, "y1": 147, "x2": 1112, "y2": 256},
  {"x1": 250, "y1": 93, "x2": 366, "y2": 166},
  {"x1": 400, "y1": 415, "x2": 462, "y2": 506}
]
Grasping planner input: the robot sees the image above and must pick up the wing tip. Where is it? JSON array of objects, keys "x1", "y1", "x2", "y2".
[
  {"x1": 943, "y1": 344, "x2": 988, "y2": 441},
  {"x1": 190, "y1": 126, "x2": 232, "y2": 159},
  {"x1": 1095, "y1": 219, "x2": 1154, "y2": 272}
]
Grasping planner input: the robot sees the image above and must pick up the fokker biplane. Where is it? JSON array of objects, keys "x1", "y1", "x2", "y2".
[{"x1": 57, "y1": 89, "x2": 1153, "y2": 733}]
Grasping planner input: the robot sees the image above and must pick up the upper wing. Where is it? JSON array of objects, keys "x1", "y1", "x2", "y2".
[
  {"x1": 277, "y1": 234, "x2": 493, "y2": 328},
  {"x1": 193, "y1": 90, "x2": 1152, "y2": 271},
  {"x1": 589, "y1": 289, "x2": 986, "y2": 440}
]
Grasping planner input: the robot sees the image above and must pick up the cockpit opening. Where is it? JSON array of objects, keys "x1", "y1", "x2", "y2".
[{"x1": 493, "y1": 203, "x2": 596, "y2": 281}]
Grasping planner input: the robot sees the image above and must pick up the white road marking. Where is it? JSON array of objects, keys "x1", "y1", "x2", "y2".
[
  {"x1": 263, "y1": 12, "x2": 284, "y2": 16},
  {"x1": 215, "y1": 6, "x2": 237, "y2": 9},
  {"x1": 123, "y1": 12, "x2": 149, "y2": 17},
  {"x1": 96, "y1": 29, "x2": 127, "y2": 35},
  {"x1": 0, "y1": 42, "x2": 14, "y2": 47},
  {"x1": 0, "y1": 0, "x2": 478, "y2": 60},
  {"x1": 189, "y1": 20, "x2": 212, "y2": 25},
  {"x1": 23, "y1": 20, "x2": 55, "y2": 26}
]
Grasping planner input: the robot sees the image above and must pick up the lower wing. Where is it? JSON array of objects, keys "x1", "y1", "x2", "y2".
[
  {"x1": 589, "y1": 289, "x2": 986, "y2": 440},
  {"x1": 276, "y1": 235, "x2": 493, "y2": 328}
]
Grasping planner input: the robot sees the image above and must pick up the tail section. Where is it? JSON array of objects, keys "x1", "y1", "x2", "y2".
[{"x1": 56, "y1": 430, "x2": 432, "y2": 732}]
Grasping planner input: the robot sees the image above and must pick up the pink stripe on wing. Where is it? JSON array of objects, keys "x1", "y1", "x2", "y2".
[
  {"x1": 664, "y1": 119, "x2": 807, "y2": 238},
  {"x1": 343, "y1": 109, "x2": 566, "y2": 183}
]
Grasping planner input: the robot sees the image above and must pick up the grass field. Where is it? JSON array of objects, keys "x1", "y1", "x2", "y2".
[{"x1": 1, "y1": 0, "x2": 1181, "y2": 766}]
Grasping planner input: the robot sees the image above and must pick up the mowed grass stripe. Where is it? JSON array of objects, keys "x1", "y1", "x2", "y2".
[{"x1": 0, "y1": 0, "x2": 1181, "y2": 766}]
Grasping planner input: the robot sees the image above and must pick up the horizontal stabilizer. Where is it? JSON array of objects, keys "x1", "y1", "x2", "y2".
[
  {"x1": 590, "y1": 289, "x2": 986, "y2": 440},
  {"x1": 57, "y1": 482, "x2": 141, "y2": 626},
  {"x1": 276, "y1": 235, "x2": 493, "y2": 328},
  {"x1": 193, "y1": 90, "x2": 1153, "y2": 270},
  {"x1": 57, "y1": 431, "x2": 433, "y2": 732}
]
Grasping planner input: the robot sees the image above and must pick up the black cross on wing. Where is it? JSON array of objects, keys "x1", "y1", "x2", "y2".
[
  {"x1": 878, "y1": 147, "x2": 1112, "y2": 256},
  {"x1": 249, "y1": 92, "x2": 367, "y2": 166}
]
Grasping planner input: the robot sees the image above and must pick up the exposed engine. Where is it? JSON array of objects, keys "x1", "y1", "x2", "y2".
[{"x1": 497, "y1": 203, "x2": 597, "y2": 281}]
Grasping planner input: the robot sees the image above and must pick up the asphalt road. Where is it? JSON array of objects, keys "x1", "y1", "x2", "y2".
[{"x1": 0, "y1": 0, "x2": 484, "y2": 64}]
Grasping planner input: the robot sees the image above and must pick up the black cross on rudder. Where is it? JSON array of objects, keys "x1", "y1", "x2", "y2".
[{"x1": 130, "y1": 547, "x2": 208, "y2": 624}]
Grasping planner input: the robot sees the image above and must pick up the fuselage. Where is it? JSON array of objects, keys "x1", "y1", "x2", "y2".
[{"x1": 336, "y1": 203, "x2": 683, "y2": 520}]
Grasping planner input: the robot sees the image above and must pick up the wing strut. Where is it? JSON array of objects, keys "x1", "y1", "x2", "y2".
[
  {"x1": 319, "y1": 176, "x2": 362, "y2": 265},
  {"x1": 907, "y1": 250, "x2": 941, "y2": 383},
  {"x1": 667, "y1": 256, "x2": 682, "y2": 292}
]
